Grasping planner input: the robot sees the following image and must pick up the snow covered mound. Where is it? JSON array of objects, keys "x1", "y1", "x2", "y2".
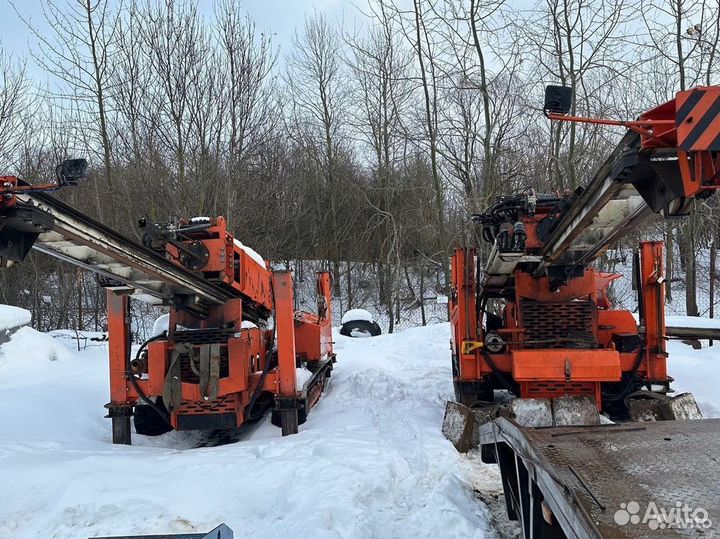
[
  {"x1": 1, "y1": 321, "x2": 718, "y2": 538},
  {"x1": 152, "y1": 313, "x2": 170, "y2": 337},
  {"x1": 632, "y1": 313, "x2": 720, "y2": 330},
  {"x1": 0, "y1": 323, "x2": 495, "y2": 539},
  {"x1": 668, "y1": 340, "x2": 720, "y2": 418},
  {"x1": 665, "y1": 315, "x2": 720, "y2": 329},
  {"x1": 0, "y1": 304, "x2": 31, "y2": 332},
  {"x1": 341, "y1": 308, "x2": 374, "y2": 324},
  {"x1": 0, "y1": 326, "x2": 74, "y2": 369}
]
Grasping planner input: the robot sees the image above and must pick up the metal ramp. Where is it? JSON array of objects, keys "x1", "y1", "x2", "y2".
[
  {"x1": 96, "y1": 523, "x2": 233, "y2": 539},
  {"x1": 478, "y1": 417, "x2": 720, "y2": 538}
]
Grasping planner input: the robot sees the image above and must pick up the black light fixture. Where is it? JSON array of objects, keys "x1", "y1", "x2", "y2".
[
  {"x1": 544, "y1": 85, "x2": 573, "y2": 116},
  {"x1": 56, "y1": 158, "x2": 88, "y2": 185}
]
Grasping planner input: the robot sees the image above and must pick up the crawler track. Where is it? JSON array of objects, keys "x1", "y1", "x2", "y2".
[{"x1": 196, "y1": 413, "x2": 271, "y2": 448}]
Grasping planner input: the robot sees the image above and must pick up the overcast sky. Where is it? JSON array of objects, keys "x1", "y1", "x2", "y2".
[{"x1": 0, "y1": 0, "x2": 361, "y2": 76}]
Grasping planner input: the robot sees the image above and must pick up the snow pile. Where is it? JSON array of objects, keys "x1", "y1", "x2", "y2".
[
  {"x1": 668, "y1": 340, "x2": 720, "y2": 418},
  {"x1": 0, "y1": 327, "x2": 96, "y2": 449},
  {"x1": 151, "y1": 315, "x2": 191, "y2": 337},
  {"x1": 295, "y1": 367, "x2": 313, "y2": 387},
  {"x1": 0, "y1": 326, "x2": 74, "y2": 368},
  {"x1": 2, "y1": 318, "x2": 718, "y2": 538},
  {"x1": 0, "y1": 323, "x2": 494, "y2": 539},
  {"x1": 0, "y1": 304, "x2": 31, "y2": 332},
  {"x1": 341, "y1": 308, "x2": 374, "y2": 324},
  {"x1": 630, "y1": 313, "x2": 720, "y2": 330},
  {"x1": 152, "y1": 313, "x2": 170, "y2": 337}
]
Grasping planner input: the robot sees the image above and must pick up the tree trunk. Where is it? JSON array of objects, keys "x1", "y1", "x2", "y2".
[
  {"x1": 665, "y1": 225, "x2": 673, "y2": 302},
  {"x1": 346, "y1": 261, "x2": 353, "y2": 309},
  {"x1": 413, "y1": 0, "x2": 450, "y2": 295}
]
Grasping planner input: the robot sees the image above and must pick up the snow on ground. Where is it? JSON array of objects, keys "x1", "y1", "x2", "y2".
[
  {"x1": 0, "y1": 304, "x2": 32, "y2": 331},
  {"x1": 631, "y1": 313, "x2": 720, "y2": 329},
  {"x1": 0, "y1": 323, "x2": 496, "y2": 539},
  {"x1": 2, "y1": 319, "x2": 719, "y2": 539},
  {"x1": 665, "y1": 315, "x2": 720, "y2": 329},
  {"x1": 668, "y1": 340, "x2": 720, "y2": 418}
]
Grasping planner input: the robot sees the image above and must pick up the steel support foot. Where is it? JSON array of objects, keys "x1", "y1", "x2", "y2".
[
  {"x1": 280, "y1": 409, "x2": 299, "y2": 436},
  {"x1": 106, "y1": 404, "x2": 133, "y2": 445},
  {"x1": 112, "y1": 416, "x2": 131, "y2": 445}
]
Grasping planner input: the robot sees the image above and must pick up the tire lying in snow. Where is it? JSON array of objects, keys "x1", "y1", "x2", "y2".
[
  {"x1": 340, "y1": 319, "x2": 382, "y2": 338},
  {"x1": 340, "y1": 308, "x2": 382, "y2": 338}
]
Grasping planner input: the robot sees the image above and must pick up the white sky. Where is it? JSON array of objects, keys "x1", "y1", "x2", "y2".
[{"x1": 0, "y1": 0, "x2": 360, "y2": 71}]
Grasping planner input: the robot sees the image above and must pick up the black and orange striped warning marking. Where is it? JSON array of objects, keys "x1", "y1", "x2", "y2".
[{"x1": 676, "y1": 87, "x2": 720, "y2": 151}]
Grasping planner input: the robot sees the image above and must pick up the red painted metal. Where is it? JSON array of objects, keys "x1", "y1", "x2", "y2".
[
  {"x1": 550, "y1": 87, "x2": 720, "y2": 201},
  {"x1": 640, "y1": 241, "x2": 668, "y2": 381},
  {"x1": 104, "y1": 233, "x2": 334, "y2": 437},
  {"x1": 273, "y1": 270, "x2": 297, "y2": 399},
  {"x1": 294, "y1": 272, "x2": 334, "y2": 364},
  {"x1": 450, "y1": 87, "x2": 720, "y2": 412},
  {"x1": 107, "y1": 290, "x2": 132, "y2": 406}
]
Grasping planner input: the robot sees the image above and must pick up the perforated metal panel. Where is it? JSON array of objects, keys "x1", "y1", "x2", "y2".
[
  {"x1": 523, "y1": 381, "x2": 597, "y2": 399},
  {"x1": 174, "y1": 330, "x2": 234, "y2": 383},
  {"x1": 177, "y1": 394, "x2": 238, "y2": 415},
  {"x1": 520, "y1": 299, "x2": 597, "y2": 348},
  {"x1": 175, "y1": 328, "x2": 236, "y2": 344}
]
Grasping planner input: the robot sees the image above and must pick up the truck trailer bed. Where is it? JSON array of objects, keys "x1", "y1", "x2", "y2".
[{"x1": 478, "y1": 418, "x2": 720, "y2": 538}]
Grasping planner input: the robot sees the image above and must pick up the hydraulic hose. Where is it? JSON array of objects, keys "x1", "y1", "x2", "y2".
[
  {"x1": 481, "y1": 348, "x2": 517, "y2": 394},
  {"x1": 126, "y1": 331, "x2": 172, "y2": 425},
  {"x1": 244, "y1": 282, "x2": 279, "y2": 422},
  {"x1": 602, "y1": 345, "x2": 645, "y2": 403}
]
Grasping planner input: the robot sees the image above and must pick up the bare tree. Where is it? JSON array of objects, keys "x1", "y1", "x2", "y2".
[
  {"x1": 404, "y1": 0, "x2": 451, "y2": 292},
  {"x1": 639, "y1": 0, "x2": 720, "y2": 315},
  {"x1": 347, "y1": 2, "x2": 413, "y2": 330},
  {"x1": 0, "y1": 50, "x2": 34, "y2": 171},
  {"x1": 525, "y1": 0, "x2": 628, "y2": 189},
  {"x1": 139, "y1": 0, "x2": 209, "y2": 193},
  {"x1": 214, "y1": 0, "x2": 279, "y2": 226},
  {"x1": 15, "y1": 0, "x2": 120, "y2": 191},
  {"x1": 286, "y1": 13, "x2": 349, "y2": 291}
]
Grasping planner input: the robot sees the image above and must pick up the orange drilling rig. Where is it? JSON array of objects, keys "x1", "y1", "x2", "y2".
[
  {"x1": 444, "y1": 85, "x2": 720, "y2": 538},
  {"x1": 0, "y1": 164, "x2": 335, "y2": 444},
  {"x1": 450, "y1": 84, "x2": 720, "y2": 418}
]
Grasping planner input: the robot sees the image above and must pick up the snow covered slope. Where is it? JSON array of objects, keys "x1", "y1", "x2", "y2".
[
  {"x1": 0, "y1": 304, "x2": 31, "y2": 332},
  {"x1": 669, "y1": 340, "x2": 720, "y2": 418},
  {"x1": 0, "y1": 321, "x2": 718, "y2": 538},
  {"x1": 0, "y1": 323, "x2": 496, "y2": 539}
]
